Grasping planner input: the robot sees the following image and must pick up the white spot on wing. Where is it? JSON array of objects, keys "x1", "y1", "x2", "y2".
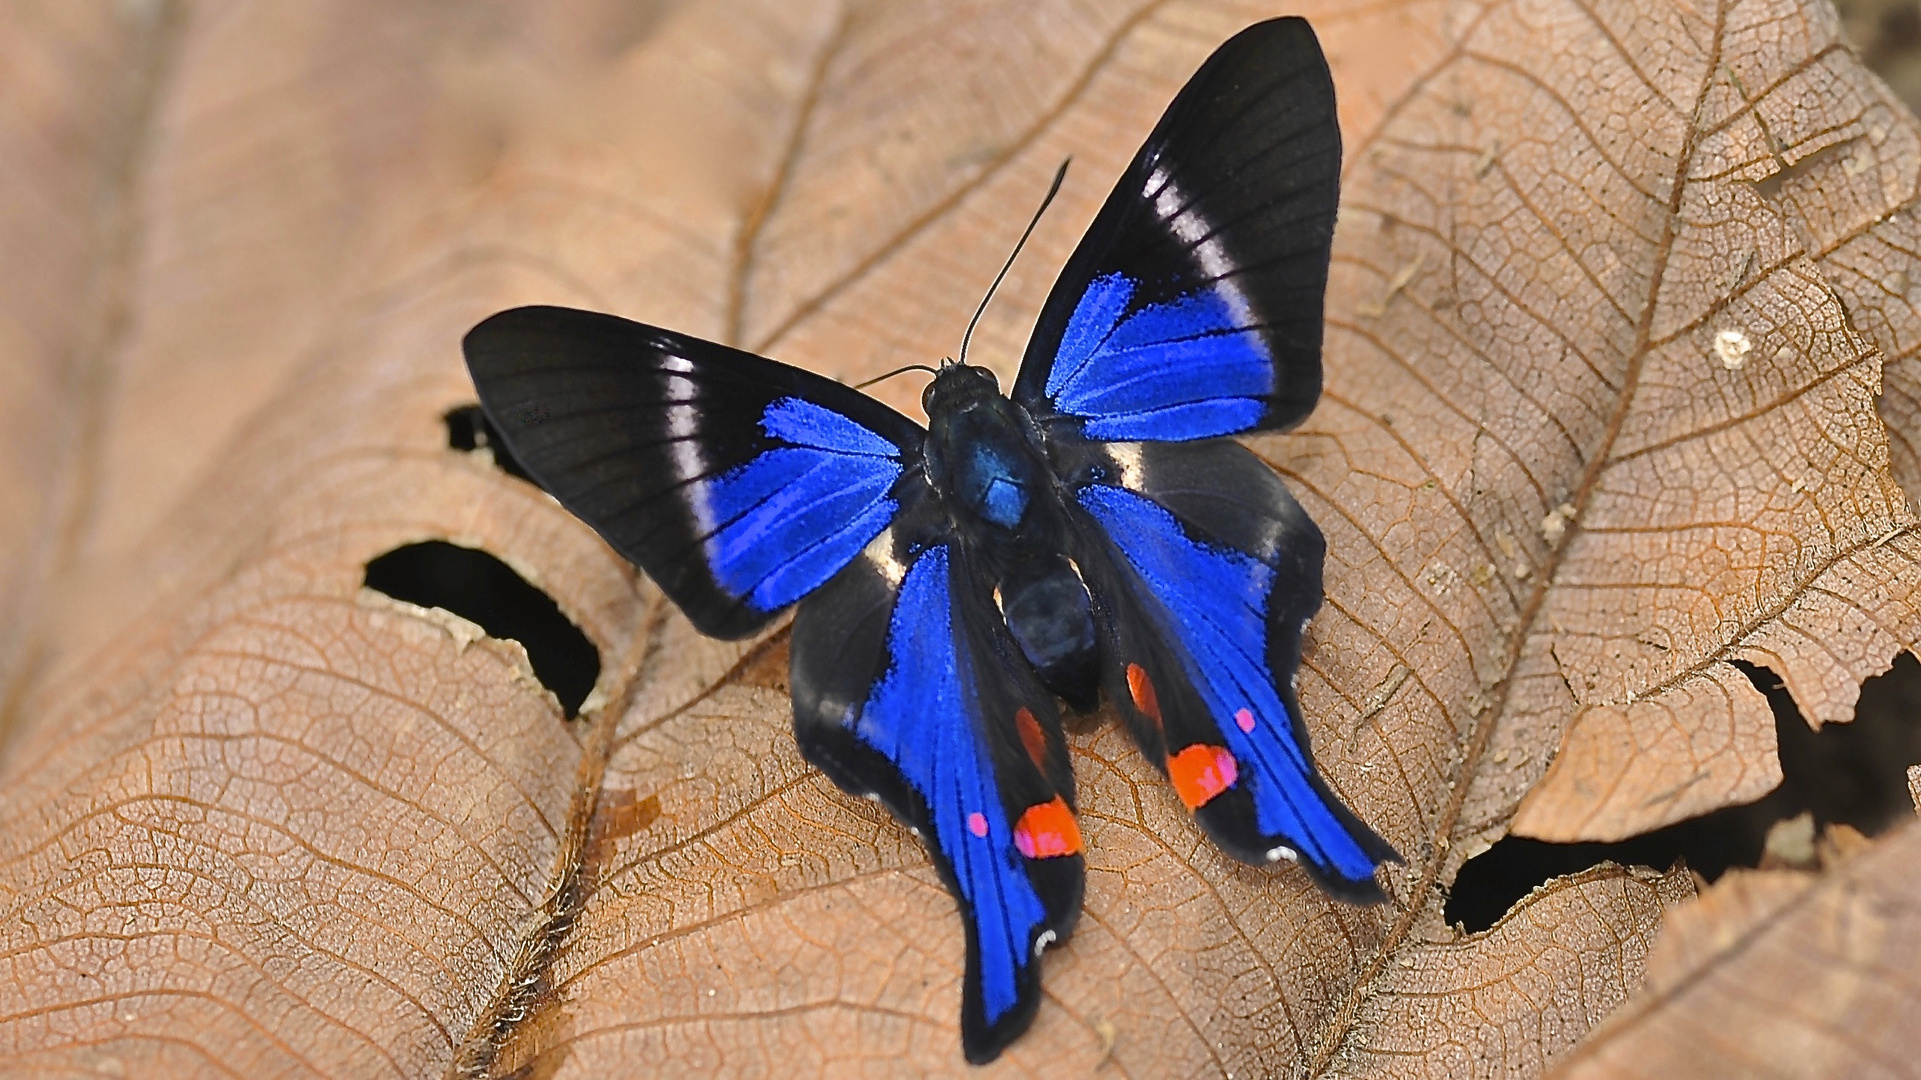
[
  {"x1": 1146, "y1": 166, "x2": 1256, "y2": 327},
  {"x1": 1265, "y1": 846, "x2": 1298, "y2": 864},
  {"x1": 1105, "y1": 443, "x2": 1147, "y2": 489},
  {"x1": 861, "y1": 528, "x2": 907, "y2": 587},
  {"x1": 663, "y1": 371, "x2": 715, "y2": 534},
  {"x1": 1035, "y1": 929, "x2": 1057, "y2": 957}
]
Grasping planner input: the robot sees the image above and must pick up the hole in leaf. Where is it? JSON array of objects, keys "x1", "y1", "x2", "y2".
[
  {"x1": 364, "y1": 541, "x2": 598, "y2": 717},
  {"x1": 1447, "y1": 654, "x2": 1921, "y2": 933},
  {"x1": 446, "y1": 404, "x2": 532, "y2": 482}
]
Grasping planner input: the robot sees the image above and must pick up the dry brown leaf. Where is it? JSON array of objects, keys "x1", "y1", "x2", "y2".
[
  {"x1": 1549, "y1": 819, "x2": 1921, "y2": 1080},
  {"x1": 2, "y1": 1, "x2": 1918, "y2": 1078},
  {"x1": 1382, "y1": 0, "x2": 1921, "y2": 845},
  {"x1": 0, "y1": 1, "x2": 168, "y2": 740}
]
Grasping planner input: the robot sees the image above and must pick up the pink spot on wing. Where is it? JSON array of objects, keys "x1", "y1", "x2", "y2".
[
  {"x1": 1235, "y1": 708, "x2": 1256, "y2": 733},
  {"x1": 967, "y1": 812, "x2": 989, "y2": 837}
]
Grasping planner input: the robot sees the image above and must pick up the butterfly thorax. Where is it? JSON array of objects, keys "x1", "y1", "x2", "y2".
[
  {"x1": 922, "y1": 363, "x2": 1101, "y2": 710},
  {"x1": 921, "y1": 364, "x2": 1050, "y2": 536}
]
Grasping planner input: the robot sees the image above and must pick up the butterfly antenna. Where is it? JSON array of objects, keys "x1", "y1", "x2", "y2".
[
  {"x1": 853, "y1": 362, "x2": 941, "y2": 389},
  {"x1": 958, "y1": 158, "x2": 1070, "y2": 366}
]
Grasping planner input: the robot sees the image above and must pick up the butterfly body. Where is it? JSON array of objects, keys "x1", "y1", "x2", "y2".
[
  {"x1": 463, "y1": 17, "x2": 1399, "y2": 1064},
  {"x1": 921, "y1": 363, "x2": 1102, "y2": 708}
]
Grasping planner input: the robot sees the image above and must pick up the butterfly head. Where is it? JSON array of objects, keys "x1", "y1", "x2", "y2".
[{"x1": 922, "y1": 361, "x2": 1002, "y2": 419}]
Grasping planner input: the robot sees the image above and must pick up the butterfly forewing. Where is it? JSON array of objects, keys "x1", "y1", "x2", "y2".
[
  {"x1": 1014, "y1": 17, "x2": 1338, "y2": 441},
  {"x1": 463, "y1": 306, "x2": 926, "y2": 639},
  {"x1": 791, "y1": 519, "x2": 1083, "y2": 1064}
]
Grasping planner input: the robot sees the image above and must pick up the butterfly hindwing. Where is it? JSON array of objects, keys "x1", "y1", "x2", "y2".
[
  {"x1": 791, "y1": 514, "x2": 1083, "y2": 1064},
  {"x1": 1061, "y1": 438, "x2": 1398, "y2": 900},
  {"x1": 463, "y1": 306, "x2": 925, "y2": 639},
  {"x1": 1013, "y1": 17, "x2": 1337, "y2": 442}
]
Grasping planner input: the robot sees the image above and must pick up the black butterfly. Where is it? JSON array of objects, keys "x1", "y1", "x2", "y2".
[{"x1": 463, "y1": 17, "x2": 1397, "y2": 1064}]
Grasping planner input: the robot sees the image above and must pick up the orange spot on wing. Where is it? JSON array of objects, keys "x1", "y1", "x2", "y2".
[
  {"x1": 1013, "y1": 796, "x2": 1083, "y2": 859},
  {"x1": 1015, "y1": 707, "x2": 1049, "y2": 769},
  {"x1": 1167, "y1": 744, "x2": 1238, "y2": 809},
  {"x1": 1126, "y1": 663, "x2": 1162, "y2": 727}
]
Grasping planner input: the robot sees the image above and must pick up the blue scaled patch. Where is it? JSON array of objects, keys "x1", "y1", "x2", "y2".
[
  {"x1": 1045, "y1": 273, "x2": 1269, "y2": 440},
  {"x1": 956, "y1": 441, "x2": 1031, "y2": 529},
  {"x1": 854, "y1": 545, "x2": 1047, "y2": 1025},
  {"x1": 1079, "y1": 484, "x2": 1379, "y2": 884},
  {"x1": 761, "y1": 395, "x2": 901, "y2": 456},
  {"x1": 702, "y1": 396, "x2": 902, "y2": 613}
]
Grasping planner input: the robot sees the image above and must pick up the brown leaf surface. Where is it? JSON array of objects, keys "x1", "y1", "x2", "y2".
[
  {"x1": 1, "y1": 1, "x2": 1918, "y2": 1078},
  {"x1": 1549, "y1": 820, "x2": 1921, "y2": 1080},
  {"x1": 1363, "y1": 0, "x2": 1921, "y2": 846},
  {"x1": 0, "y1": 1, "x2": 166, "y2": 743}
]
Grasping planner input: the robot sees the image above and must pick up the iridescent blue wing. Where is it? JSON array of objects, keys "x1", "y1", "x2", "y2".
[
  {"x1": 1060, "y1": 438, "x2": 1398, "y2": 899},
  {"x1": 463, "y1": 306, "x2": 923, "y2": 639},
  {"x1": 791, "y1": 509, "x2": 1083, "y2": 1064},
  {"x1": 1012, "y1": 17, "x2": 1336, "y2": 442}
]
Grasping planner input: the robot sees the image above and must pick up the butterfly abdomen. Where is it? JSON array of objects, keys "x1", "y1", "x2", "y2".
[{"x1": 998, "y1": 553, "x2": 1099, "y2": 711}]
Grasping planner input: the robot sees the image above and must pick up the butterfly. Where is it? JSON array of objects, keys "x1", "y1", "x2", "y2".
[{"x1": 462, "y1": 16, "x2": 1397, "y2": 1064}]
